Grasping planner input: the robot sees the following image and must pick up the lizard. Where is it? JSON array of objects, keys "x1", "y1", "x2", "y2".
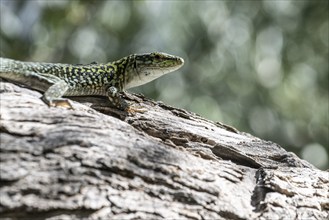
[{"x1": 0, "y1": 52, "x2": 184, "y2": 111}]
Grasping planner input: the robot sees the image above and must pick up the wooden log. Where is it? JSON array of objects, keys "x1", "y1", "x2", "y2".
[{"x1": 0, "y1": 81, "x2": 328, "y2": 219}]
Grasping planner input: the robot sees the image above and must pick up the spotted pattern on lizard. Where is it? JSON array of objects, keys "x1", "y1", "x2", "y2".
[{"x1": 0, "y1": 52, "x2": 184, "y2": 111}]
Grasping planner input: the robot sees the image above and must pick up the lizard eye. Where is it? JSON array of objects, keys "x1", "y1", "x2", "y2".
[{"x1": 154, "y1": 54, "x2": 161, "y2": 59}]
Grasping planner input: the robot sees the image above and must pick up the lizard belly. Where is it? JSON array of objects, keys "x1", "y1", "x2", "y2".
[{"x1": 64, "y1": 86, "x2": 107, "y2": 96}]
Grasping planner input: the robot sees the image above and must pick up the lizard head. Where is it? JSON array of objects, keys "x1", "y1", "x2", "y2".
[{"x1": 124, "y1": 52, "x2": 184, "y2": 89}]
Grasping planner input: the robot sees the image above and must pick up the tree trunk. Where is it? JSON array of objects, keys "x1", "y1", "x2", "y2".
[{"x1": 1, "y1": 81, "x2": 328, "y2": 220}]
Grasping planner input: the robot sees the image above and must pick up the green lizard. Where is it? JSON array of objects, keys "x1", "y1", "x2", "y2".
[{"x1": 0, "y1": 52, "x2": 184, "y2": 111}]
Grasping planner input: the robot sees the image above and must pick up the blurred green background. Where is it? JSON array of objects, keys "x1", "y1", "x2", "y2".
[{"x1": 0, "y1": 0, "x2": 328, "y2": 169}]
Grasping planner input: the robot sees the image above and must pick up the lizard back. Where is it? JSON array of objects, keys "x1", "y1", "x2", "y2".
[{"x1": 0, "y1": 57, "x2": 119, "y2": 96}]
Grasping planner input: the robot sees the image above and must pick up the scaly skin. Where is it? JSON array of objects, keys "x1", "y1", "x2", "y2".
[{"x1": 0, "y1": 52, "x2": 184, "y2": 110}]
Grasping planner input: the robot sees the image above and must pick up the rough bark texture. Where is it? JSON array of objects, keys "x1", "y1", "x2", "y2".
[{"x1": 0, "y1": 80, "x2": 328, "y2": 220}]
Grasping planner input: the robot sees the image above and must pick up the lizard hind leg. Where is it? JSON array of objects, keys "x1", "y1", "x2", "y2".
[{"x1": 42, "y1": 80, "x2": 73, "y2": 109}]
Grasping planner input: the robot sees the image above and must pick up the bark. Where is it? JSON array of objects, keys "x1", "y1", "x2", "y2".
[{"x1": 0, "y1": 81, "x2": 328, "y2": 220}]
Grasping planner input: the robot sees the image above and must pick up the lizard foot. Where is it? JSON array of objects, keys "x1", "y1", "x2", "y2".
[
  {"x1": 43, "y1": 97, "x2": 74, "y2": 109},
  {"x1": 126, "y1": 104, "x2": 147, "y2": 114}
]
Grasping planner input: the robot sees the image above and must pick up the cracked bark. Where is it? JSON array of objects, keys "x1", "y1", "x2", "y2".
[{"x1": 0, "y1": 81, "x2": 328, "y2": 220}]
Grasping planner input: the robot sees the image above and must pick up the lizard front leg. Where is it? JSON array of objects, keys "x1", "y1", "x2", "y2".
[
  {"x1": 106, "y1": 86, "x2": 146, "y2": 113},
  {"x1": 107, "y1": 86, "x2": 129, "y2": 111}
]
